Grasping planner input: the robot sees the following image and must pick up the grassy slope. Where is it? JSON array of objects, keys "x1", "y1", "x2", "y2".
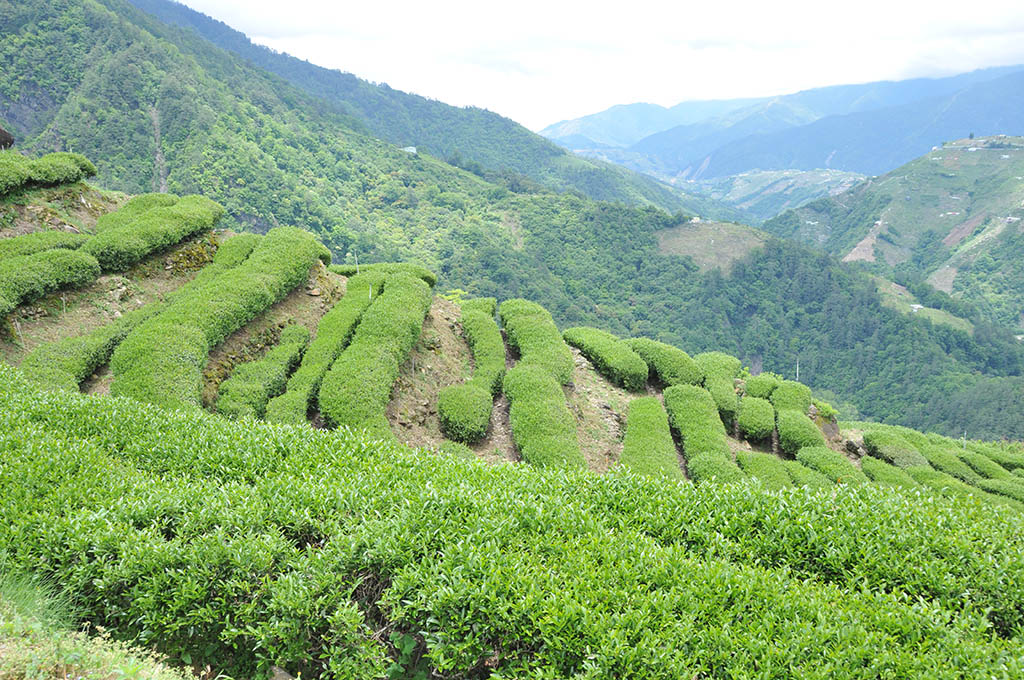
[{"x1": 654, "y1": 220, "x2": 770, "y2": 273}]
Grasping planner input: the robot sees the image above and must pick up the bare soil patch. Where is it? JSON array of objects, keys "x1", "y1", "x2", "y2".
[{"x1": 564, "y1": 347, "x2": 635, "y2": 473}]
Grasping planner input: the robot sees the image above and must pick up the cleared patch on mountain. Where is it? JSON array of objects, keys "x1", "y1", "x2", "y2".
[{"x1": 655, "y1": 220, "x2": 769, "y2": 272}]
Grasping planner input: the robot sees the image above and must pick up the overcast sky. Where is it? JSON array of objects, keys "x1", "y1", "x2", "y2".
[{"x1": 177, "y1": 0, "x2": 1024, "y2": 131}]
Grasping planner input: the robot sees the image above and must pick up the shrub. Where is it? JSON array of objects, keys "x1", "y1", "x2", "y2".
[
  {"x1": 694, "y1": 351, "x2": 742, "y2": 382},
  {"x1": 959, "y1": 451, "x2": 1015, "y2": 480},
  {"x1": 781, "y1": 460, "x2": 832, "y2": 489},
  {"x1": 861, "y1": 456, "x2": 920, "y2": 489},
  {"x1": 976, "y1": 478, "x2": 1024, "y2": 504},
  {"x1": 499, "y1": 299, "x2": 574, "y2": 385},
  {"x1": 0, "y1": 231, "x2": 89, "y2": 262},
  {"x1": 0, "y1": 151, "x2": 31, "y2": 194},
  {"x1": 563, "y1": 326, "x2": 647, "y2": 391},
  {"x1": 329, "y1": 262, "x2": 437, "y2": 287},
  {"x1": 619, "y1": 397, "x2": 683, "y2": 479},
  {"x1": 110, "y1": 228, "x2": 329, "y2": 410},
  {"x1": 695, "y1": 351, "x2": 741, "y2": 425},
  {"x1": 744, "y1": 372, "x2": 781, "y2": 398},
  {"x1": 863, "y1": 431, "x2": 930, "y2": 469},
  {"x1": 318, "y1": 272, "x2": 432, "y2": 438},
  {"x1": 502, "y1": 363, "x2": 584, "y2": 468},
  {"x1": 95, "y1": 194, "x2": 180, "y2": 232},
  {"x1": 82, "y1": 195, "x2": 226, "y2": 271},
  {"x1": 737, "y1": 396, "x2": 775, "y2": 443},
  {"x1": 737, "y1": 451, "x2": 792, "y2": 490},
  {"x1": 266, "y1": 271, "x2": 387, "y2": 425},
  {"x1": 438, "y1": 298, "x2": 506, "y2": 444},
  {"x1": 216, "y1": 325, "x2": 310, "y2": 420},
  {"x1": 917, "y1": 445, "x2": 982, "y2": 484},
  {"x1": 906, "y1": 468, "x2": 1024, "y2": 511},
  {"x1": 967, "y1": 442, "x2": 1024, "y2": 471},
  {"x1": 770, "y1": 380, "x2": 813, "y2": 413},
  {"x1": 796, "y1": 446, "x2": 868, "y2": 485},
  {"x1": 0, "y1": 150, "x2": 95, "y2": 196},
  {"x1": 663, "y1": 384, "x2": 743, "y2": 483},
  {"x1": 436, "y1": 440, "x2": 475, "y2": 460},
  {"x1": 776, "y1": 409, "x2": 826, "y2": 456},
  {"x1": 625, "y1": 337, "x2": 702, "y2": 386},
  {"x1": 0, "y1": 248, "x2": 101, "y2": 318}
]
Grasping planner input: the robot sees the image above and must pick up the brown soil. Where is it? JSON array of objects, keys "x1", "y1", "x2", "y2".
[
  {"x1": 202, "y1": 262, "x2": 345, "y2": 408},
  {"x1": 564, "y1": 347, "x2": 635, "y2": 473},
  {"x1": 942, "y1": 213, "x2": 987, "y2": 247}
]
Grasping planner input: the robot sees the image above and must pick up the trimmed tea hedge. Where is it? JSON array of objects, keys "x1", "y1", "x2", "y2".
[
  {"x1": 619, "y1": 397, "x2": 683, "y2": 479},
  {"x1": 663, "y1": 384, "x2": 743, "y2": 483},
  {"x1": 94, "y1": 194, "x2": 179, "y2": 232},
  {"x1": 796, "y1": 446, "x2": 868, "y2": 485},
  {"x1": 266, "y1": 271, "x2": 387, "y2": 425},
  {"x1": 861, "y1": 456, "x2": 920, "y2": 489},
  {"x1": 770, "y1": 380, "x2": 813, "y2": 413},
  {"x1": 863, "y1": 430, "x2": 930, "y2": 469},
  {"x1": 737, "y1": 451, "x2": 792, "y2": 490},
  {"x1": 110, "y1": 227, "x2": 329, "y2": 410},
  {"x1": 82, "y1": 194, "x2": 225, "y2": 271},
  {"x1": 502, "y1": 362, "x2": 584, "y2": 469},
  {"x1": 438, "y1": 298, "x2": 505, "y2": 443},
  {"x1": 0, "y1": 248, "x2": 101, "y2": 317},
  {"x1": 959, "y1": 451, "x2": 1015, "y2": 480},
  {"x1": 216, "y1": 325, "x2": 310, "y2": 420},
  {"x1": 967, "y1": 442, "x2": 1024, "y2": 471},
  {"x1": 318, "y1": 272, "x2": 432, "y2": 437},
  {"x1": 976, "y1": 478, "x2": 1024, "y2": 504},
  {"x1": 744, "y1": 372, "x2": 781, "y2": 398},
  {"x1": 782, "y1": 460, "x2": 832, "y2": 489},
  {"x1": 695, "y1": 351, "x2": 741, "y2": 425},
  {"x1": 625, "y1": 337, "x2": 702, "y2": 386},
  {"x1": 3, "y1": 367, "x2": 1024, "y2": 676},
  {"x1": 0, "y1": 231, "x2": 89, "y2": 262},
  {"x1": 563, "y1": 326, "x2": 647, "y2": 391},
  {"x1": 918, "y1": 445, "x2": 982, "y2": 485},
  {"x1": 737, "y1": 396, "x2": 775, "y2": 443},
  {"x1": 776, "y1": 409, "x2": 826, "y2": 456},
  {"x1": 499, "y1": 299, "x2": 574, "y2": 385},
  {"x1": 0, "y1": 150, "x2": 96, "y2": 195},
  {"x1": 329, "y1": 262, "x2": 437, "y2": 288},
  {"x1": 906, "y1": 468, "x2": 1024, "y2": 511}
]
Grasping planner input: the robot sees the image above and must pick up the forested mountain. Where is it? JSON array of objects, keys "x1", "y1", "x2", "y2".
[{"x1": 2, "y1": 0, "x2": 1024, "y2": 437}]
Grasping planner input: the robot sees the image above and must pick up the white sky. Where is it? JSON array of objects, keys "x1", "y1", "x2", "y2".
[{"x1": 176, "y1": 0, "x2": 1024, "y2": 130}]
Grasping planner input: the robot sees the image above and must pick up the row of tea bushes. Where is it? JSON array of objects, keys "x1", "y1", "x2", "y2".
[
  {"x1": 318, "y1": 272, "x2": 432, "y2": 438},
  {"x1": 0, "y1": 230, "x2": 89, "y2": 262},
  {"x1": 796, "y1": 446, "x2": 868, "y2": 485},
  {"x1": 0, "y1": 151, "x2": 96, "y2": 195},
  {"x1": 109, "y1": 228, "x2": 329, "y2": 410},
  {"x1": 499, "y1": 299, "x2": 582, "y2": 468},
  {"x1": 266, "y1": 271, "x2": 387, "y2": 425},
  {"x1": 695, "y1": 351, "x2": 741, "y2": 427},
  {"x1": 737, "y1": 396, "x2": 775, "y2": 443},
  {"x1": 663, "y1": 384, "x2": 744, "y2": 483},
  {"x1": 329, "y1": 262, "x2": 437, "y2": 287},
  {"x1": 82, "y1": 195, "x2": 224, "y2": 271},
  {"x1": 736, "y1": 450, "x2": 793, "y2": 490},
  {"x1": 625, "y1": 337, "x2": 703, "y2": 386},
  {"x1": 437, "y1": 298, "x2": 504, "y2": 443},
  {"x1": 562, "y1": 326, "x2": 648, "y2": 391},
  {"x1": 4, "y1": 366, "x2": 1024, "y2": 676},
  {"x1": 216, "y1": 325, "x2": 310, "y2": 420},
  {"x1": 0, "y1": 248, "x2": 100, "y2": 318},
  {"x1": 619, "y1": 396, "x2": 683, "y2": 479},
  {"x1": 776, "y1": 409, "x2": 827, "y2": 455}
]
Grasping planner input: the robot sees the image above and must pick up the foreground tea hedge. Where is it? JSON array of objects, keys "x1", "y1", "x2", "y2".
[
  {"x1": 438, "y1": 298, "x2": 504, "y2": 443},
  {"x1": 110, "y1": 228, "x2": 329, "y2": 410},
  {"x1": 2, "y1": 366, "x2": 1024, "y2": 677},
  {"x1": 0, "y1": 248, "x2": 101, "y2": 318},
  {"x1": 318, "y1": 272, "x2": 432, "y2": 437},
  {"x1": 216, "y1": 325, "x2": 310, "y2": 420},
  {"x1": 619, "y1": 396, "x2": 683, "y2": 479},
  {"x1": 563, "y1": 326, "x2": 647, "y2": 391},
  {"x1": 0, "y1": 150, "x2": 96, "y2": 195}
]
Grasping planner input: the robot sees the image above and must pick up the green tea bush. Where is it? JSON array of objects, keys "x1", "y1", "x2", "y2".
[
  {"x1": 217, "y1": 325, "x2": 310, "y2": 420},
  {"x1": 796, "y1": 446, "x2": 868, "y2": 485},
  {"x1": 694, "y1": 351, "x2": 742, "y2": 382},
  {"x1": 977, "y1": 478, "x2": 1024, "y2": 504},
  {"x1": 110, "y1": 227, "x2": 329, "y2": 410},
  {"x1": 1015, "y1": 469, "x2": 1024, "y2": 479},
  {"x1": 266, "y1": 271, "x2": 387, "y2": 425},
  {"x1": 625, "y1": 337, "x2": 702, "y2": 386},
  {"x1": 0, "y1": 151, "x2": 95, "y2": 195},
  {"x1": 0, "y1": 151, "x2": 31, "y2": 194},
  {"x1": 959, "y1": 450, "x2": 1015, "y2": 480},
  {"x1": 94, "y1": 194, "x2": 180, "y2": 233},
  {"x1": 619, "y1": 397, "x2": 683, "y2": 479},
  {"x1": 0, "y1": 248, "x2": 101, "y2": 317},
  {"x1": 3, "y1": 367, "x2": 1024, "y2": 676},
  {"x1": 329, "y1": 262, "x2": 437, "y2": 287},
  {"x1": 663, "y1": 384, "x2": 743, "y2": 483},
  {"x1": 863, "y1": 430, "x2": 930, "y2": 469},
  {"x1": 502, "y1": 363, "x2": 584, "y2": 468},
  {"x1": 743, "y1": 371, "x2": 781, "y2": 398},
  {"x1": 318, "y1": 272, "x2": 432, "y2": 437},
  {"x1": 737, "y1": 451, "x2": 792, "y2": 490},
  {"x1": 437, "y1": 298, "x2": 505, "y2": 443},
  {"x1": 737, "y1": 396, "x2": 775, "y2": 443},
  {"x1": 0, "y1": 231, "x2": 89, "y2": 262},
  {"x1": 770, "y1": 380, "x2": 813, "y2": 413},
  {"x1": 499, "y1": 299, "x2": 574, "y2": 385},
  {"x1": 861, "y1": 456, "x2": 920, "y2": 489},
  {"x1": 563, "y1": 326, "x2": 647, "y2": 391},
  {"x1": 782, "y1": 460, "x2": 832, "y2": 489},
  {"x1": 967, "y1": 442, "x2": 1024, "y2": 471},
  {"x1": 82, "y1": 195, "x2": 225, "y2": 271},
  {"x1": 695, "y1": 351, "x2": 741, "y2": 426},
  {"x1": 776, "y1": 409, "x2": 826, "y2": 455},
  {"x1": 917, "y1": 445, "x2": 982, "y2": 484},
  {"x1": 906, "y1": 468, "x2": 1023, "y2": 511}
]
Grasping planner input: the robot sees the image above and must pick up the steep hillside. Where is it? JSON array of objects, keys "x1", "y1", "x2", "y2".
[{"x1": 764, "y1": 137, "x2": 1024, "y2": 330}]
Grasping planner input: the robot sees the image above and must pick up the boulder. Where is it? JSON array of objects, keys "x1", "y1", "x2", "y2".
[{"x1": 0, "y1": 125, "x2": 13, "y2": 150}]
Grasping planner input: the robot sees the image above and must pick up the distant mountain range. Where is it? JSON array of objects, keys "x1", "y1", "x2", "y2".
[{"x1": 542, "y1": 66, "x2": 1024, "y2": 184}]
